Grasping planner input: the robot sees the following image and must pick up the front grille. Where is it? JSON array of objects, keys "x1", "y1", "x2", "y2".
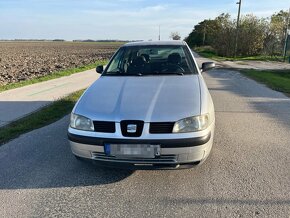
[
  {"x1": 91, "y1": 152, "x2": 177, "y2": 163},
  {"x1": 120, "y1": 120, "x2": 144, "y2": 137},
  {"x1": 149, "y1": 122, "x2": 174, "y2": 134},
  {"x1": 93, "y1": 121, "x2": 115, "y2": 133}
]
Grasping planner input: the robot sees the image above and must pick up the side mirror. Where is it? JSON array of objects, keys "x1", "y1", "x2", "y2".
[
  {"x1": 96, "y1": 65, "x2": 104, "y2": 74},
  {"x1": 201, "y1": 62, "x2": 215, "y2": 72}
]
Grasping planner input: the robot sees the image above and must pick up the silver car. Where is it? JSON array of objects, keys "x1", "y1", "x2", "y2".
[{"x1": 68, "y1": 41, "x2": 215, "y2": 169}]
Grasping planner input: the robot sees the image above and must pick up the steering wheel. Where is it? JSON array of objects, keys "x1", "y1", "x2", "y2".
[{"x1": 163, "y1": 64, "x2": 185, "y2": 73}]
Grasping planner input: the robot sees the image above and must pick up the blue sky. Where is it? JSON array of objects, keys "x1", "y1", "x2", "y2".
[{"x1": 0, "y1": 0, "x2": 289, "y2": 40}]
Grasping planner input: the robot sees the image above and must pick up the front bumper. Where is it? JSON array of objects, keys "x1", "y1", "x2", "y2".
[{"x1": 68, "y1": 131, "x2": 214, "y2": 169}]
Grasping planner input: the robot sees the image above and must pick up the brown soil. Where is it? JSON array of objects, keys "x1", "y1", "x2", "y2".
[{"x1": 0, "y1": 41, "x2": 120, "y2": 85}]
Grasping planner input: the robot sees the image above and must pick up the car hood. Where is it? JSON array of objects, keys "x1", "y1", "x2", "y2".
[{"x1": 75, "y1": 75, "x2": 201, "y2": 122}]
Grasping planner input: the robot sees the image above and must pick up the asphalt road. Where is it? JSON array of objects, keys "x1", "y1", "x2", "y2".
[{"x1": 0, "y1": 69, "x2": 290, "y2": 217}]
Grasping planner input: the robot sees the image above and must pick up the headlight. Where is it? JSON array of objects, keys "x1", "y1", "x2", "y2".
[
  {"x1": 173, "y1": 114, "x2": 209, "y2": 133},
  {"x1": 70, "y1": 113, "x2": 94, "y2": 131}
]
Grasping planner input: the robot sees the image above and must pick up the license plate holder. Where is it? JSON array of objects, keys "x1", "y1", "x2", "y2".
[{"x1": 104, "y1": 144, "x2": 160, "y2": 158}]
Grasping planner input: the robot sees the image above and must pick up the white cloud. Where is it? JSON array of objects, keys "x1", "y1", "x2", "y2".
[{"x1": 143, "y1": 5, "x2": 167, "y2": 12}]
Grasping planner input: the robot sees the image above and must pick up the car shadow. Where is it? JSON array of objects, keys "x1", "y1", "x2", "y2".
[{"x1": 0, "y1": 115, "x2": 134, "y2": 189}]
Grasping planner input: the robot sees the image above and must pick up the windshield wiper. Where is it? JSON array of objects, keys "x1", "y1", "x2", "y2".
[
  {"x1": 154, "y1": 72, "x2": 184, "y2": 76},
  {"x1": 175, "y1": 72, "x2": 184, "y2": 75},
  {"x1": 106, "y1": 70, "x2": 121, "y2": 74},
  {"x1": 105, "y1": 71, "x2": 144, "y2": 76}
]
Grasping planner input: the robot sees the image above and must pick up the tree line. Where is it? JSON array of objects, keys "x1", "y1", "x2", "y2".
[{"x1": 185, "y1": 10, "x2": 290, "y2": 57}]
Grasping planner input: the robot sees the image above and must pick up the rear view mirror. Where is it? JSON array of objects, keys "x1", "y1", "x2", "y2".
[
  {"x1": 96, "y1": 65, "x2": 104, "y2": 74},
  {"x1": 201, "y1": 62, "x2": 215, "y2": 72}
]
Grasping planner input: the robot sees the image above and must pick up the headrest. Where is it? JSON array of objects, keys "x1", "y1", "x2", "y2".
[
  {"x1": 132, "y1": 56, "x2": 146, "y2": 66},
  {"x1": 168, "y1": 53, "x2": 181, "y2": 64},
  {"x1": 140, "y1": 54, "x2": 150, "y2": 62}
]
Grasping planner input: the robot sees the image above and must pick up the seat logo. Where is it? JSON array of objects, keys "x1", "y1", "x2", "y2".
[{"x1": 127, "y1": 124, "x2": 137, "y2": 133}]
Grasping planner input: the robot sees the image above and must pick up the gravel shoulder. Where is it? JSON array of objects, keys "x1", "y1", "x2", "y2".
[
  {"x1": 0, "y1": 68, "x2": 289, "y2": 217},
  {"x1": 221, "y1": 60, "x2": 290, "y2": 70}
]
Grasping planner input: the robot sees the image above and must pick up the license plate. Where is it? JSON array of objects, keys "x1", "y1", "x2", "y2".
[{"x1": 105, "y1": 144, "x2": 160, "y2": 158}]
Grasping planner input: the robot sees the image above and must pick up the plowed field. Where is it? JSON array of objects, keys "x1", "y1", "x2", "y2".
[{"x1": 0, "y1": 42, "x2": 121, "y2": 85}]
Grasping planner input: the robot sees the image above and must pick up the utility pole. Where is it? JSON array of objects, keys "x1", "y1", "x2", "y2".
[
  {"x1": 158, "y1": 25, "x2": 161, "y2": 41},
  {"x1": 202, "y1": 25, "x2": 206, "y2": 46},
  {"x1": 283, "y1": 8, "x2": 290, "y2": 62},
  {"x1": 234, "y1": 0, "x2": 242, "y2": 58}
]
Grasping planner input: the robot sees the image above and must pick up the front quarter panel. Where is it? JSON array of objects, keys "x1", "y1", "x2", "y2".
[{"x1": 198, "y1": 74, "x2": 215, "y2": 124}]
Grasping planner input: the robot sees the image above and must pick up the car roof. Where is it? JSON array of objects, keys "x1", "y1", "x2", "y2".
[{"x1": 122, "y1": 40, "x2": 186, "y2": 47}]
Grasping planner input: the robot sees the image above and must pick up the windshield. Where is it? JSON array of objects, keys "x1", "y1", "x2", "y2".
[{"x1": 103, "y1": 45, "x2": 197, "y2": 76}]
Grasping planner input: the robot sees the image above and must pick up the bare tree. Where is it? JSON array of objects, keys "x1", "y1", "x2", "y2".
[{"x1": 170, "y1": 32, "x2": 181, "y2": 40}]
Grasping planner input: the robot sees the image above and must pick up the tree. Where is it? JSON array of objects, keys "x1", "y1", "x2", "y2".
[
  {"x1": 185, "y1": 14, "x2": 236, "y2": 56},
  {"x1": 185, "y1": 10, "x2": 289, "y2": 57},
  {"x1": 185, "y1": 19, "x2": 219, "y2": 47},
  {"x1": 211, "y1": 13, "x2": 236, "y2": 57},
  {"x1": 170, "y1": 32, "x2": 181, "y2": 40},
  {"x1": 264, "y1": 10, "x2": 290, "y2": 55},
  {"x1": 237, "y1": 14, "x2": 268, "y2": 56}
]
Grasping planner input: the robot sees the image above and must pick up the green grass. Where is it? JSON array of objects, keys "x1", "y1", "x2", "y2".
[
  {"x1": 0, "y1": 89, "x2": 84, "y2": 145},
  {"x1": 241, "y1": 69, "x2": 290, "y2": 94},
  {"x1": 0, "y1": 59, "x2": 108, "y2": 93},
  {"x1": 194, "y1": 46, "x2": 221, "y2": 59}
]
